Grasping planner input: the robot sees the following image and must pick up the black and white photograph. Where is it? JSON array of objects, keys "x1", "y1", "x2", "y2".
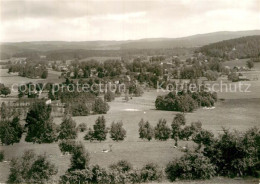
[{"x1": 0, "y1": 0, "x2": 259, "y2": 183}]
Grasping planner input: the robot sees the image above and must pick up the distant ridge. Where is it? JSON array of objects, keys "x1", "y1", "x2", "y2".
[{"x1": 1, "y1": 30, "x2": 260, "y2": 57}]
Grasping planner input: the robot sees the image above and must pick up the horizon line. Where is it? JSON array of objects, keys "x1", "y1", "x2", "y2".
[{"x1": 1, "y1": 29, "x2": 260, "y2": 44}]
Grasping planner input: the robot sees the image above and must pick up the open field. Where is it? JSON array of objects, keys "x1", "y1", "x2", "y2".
[
  {"x1": 0, "y1": 64, "x2": 260, "y2": 183},
  {"x1": 1, "y1": 82, "x2": 260, "y2": 182},
  {"x1": 223, "y1": 58, "x2": 260, "y2": 70},
  {"x1": 0, "y1": 69, "x2": 63, "y2": 97}
]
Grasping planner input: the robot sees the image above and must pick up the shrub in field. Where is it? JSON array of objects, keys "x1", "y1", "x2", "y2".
[
  {"x1": 92, "y1": 97, "x2": 110, "y2": 114},
  {"x1": 228, "y1": 72, "x2": 239, "y2": 82},
  {"x1": 203, "y1": 128, "x2": 260, "y2": 177},
  {"x1": 58, "y1": 139, "x2": 76, "y2": 154},
  {"x1": 8, "y1": 150, "x2": 57, "y2": 183},
  {"x1": 77, "y1": 123, "x2": 87, "y2": 132},
  {"x1": 138, "y1": 119, "x2": 154, "y2": 141},
  {"x1": 179, "y1": 126, "x2": 193, "y2": 141},
  {"x1": 247, "y1": 60, "x2": 254, "y2": 69},
  {"x1": 110, "y1": 121, "x2": 127, "y2": 141},
  {"x1": 60, "y1": 169, "x2": 93, "y2": 184},
  {"x1": 205, "y1": 70, "x2": 218, "y2": 81},
  {"x1": 84, "y1": 128, "x2": 95, "y2": 142},
  {"x1": 109, "y1": 160, "x2": 133, "y2": 173},
  {"x1": 192, "y1": 129, "x2": 214, "y2": 150},
  {"x1": 190, "y1": 121, "x2": 202, "y2": 132},
  {"x1": 71, "y1": 102, "x2": 90, "y2": 116},
  {"x1": 58, "y1": 115, "x2": 77, "y2": 140},
  {"x1": 104, "y1": 90, "x2": 115, "y2": 102},
  {"x1": 140, "y1": 163, "x2": 163, "y2": 182},
  {"x1": 155, "y1": 119, "x2": 171, "y2": 141},
  {"x1": 165, "y1": 152, "x2": 216, "y2": 181},
  {"x1": 91, "y1": 165, "x2": 111, "y2": 184},
  {"x1": 173, "y1": 113, "x2": 186, "y2": 126},
  {"x1": 0, "y1": 151, "x2": 4, "y2": 162}
]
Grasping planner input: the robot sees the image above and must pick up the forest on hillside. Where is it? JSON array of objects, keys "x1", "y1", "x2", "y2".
[{"x1": 198, "y1": 35, "x2": 260, "y2": 60}]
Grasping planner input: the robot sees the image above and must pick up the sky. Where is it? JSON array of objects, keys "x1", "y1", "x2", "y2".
[{"x1": 0, "y1": 0, "x2": 259, "y2": 42}]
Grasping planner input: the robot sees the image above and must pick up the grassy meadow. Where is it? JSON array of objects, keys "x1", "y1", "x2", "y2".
[{"x1": 0, "y1": 59, "x2": 260, "y2": 183}]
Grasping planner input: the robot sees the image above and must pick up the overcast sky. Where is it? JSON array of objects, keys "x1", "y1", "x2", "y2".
[{"x1": 0, "y1": 0, "x2": 259, "y2": 42}]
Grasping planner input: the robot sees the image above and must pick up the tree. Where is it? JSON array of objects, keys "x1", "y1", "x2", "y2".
[
  {"x1": 69, "y1": 143, "x2": 90, "y2": 171},
  {"x1": 0, "y1": 102, "x2": 9, "y2": 120},
  {"x1": 104, "y1": 90, "x2": 115, "y2": 102},
  {"x1": 110, "y1": 121, "x2": 126, "y2": 141},
  {"x1": 92, "y1": 98, "x2": 110, "y2": 114},
  {"x1": 0, "y1": 86, "x2": 11, "y2": 97},
  {"x1": 41, "y1": 70, "x2": 48, "y2": 79},
  {"x1": 0, "y1": 151, "x2": 4, "y2": 162},
  {"x1": 203, "y1": 128, "x2": 260, "y2": 177},
  {"x1": 247, "y1": 60, "x2": 254, "y2": 69},
  {"x1": 77, "y1": 123, "x2": 87, "y2": 132},
  {"x1": 71, "y1": 102, "x2": 90, "y2": 116},
  {"x1": 138, "y1": 119, "x2": 154, "y2": 141},
  {"x1": 154, "y1": 119, "x2": 171, "y2": 141},
  {"x1": 25, "y1": 101, "x2": 57, "y2": 143},
  {"x1": 0, "y1": 117, "x2": 23, "y2": 145},
  {"x1": 8, "y1": 150, "x2": 57, "y2": 183},
  {"x1": 173, "y1": 113, "x2": 186, "y2": 126},
  {"x1": 179, "y1": 126, "x2": 193, "y2": 141},
  {"x1": 171, "y1": 120, "x2": 181, "y2": 146},
  {"x1": 192, "y1": 129, "x2": 214, "y2": 150},
  {"x1": 93, "y1": 116, "x2": 108, "y2": 142},
  {"x1": 84, "y1": 128, "x2": 95, "y2": 142},
  {"x1": 58, "y1": 116, "x2": 77, "y2": 140},
  {"x1": 59, "y1": 139, "x2": 76, "y2": 154}
]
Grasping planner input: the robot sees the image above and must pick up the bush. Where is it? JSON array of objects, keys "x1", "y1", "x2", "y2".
[
  {"x1": 71, "y1": 102, "x2": 90, "y2": 116},
  {"x1": 205, "y1": 70, "x2": 218, "y2": 81},
  {"x1": 91, "y1": 165, "x2": 111, "y2": 184},
  {"x1": 228, "y1": 72, "x2": 239, "y2": 82},
  {"x1": 58, "y1": 139, "x2": 76, "y2": 154},
  {"x1": 179, "y1": 126, "x2": 193, "y2": 141},
  {"x1": 84, "y1": 128, "x2": 95, "y2": 142},
  {"x1": 192, "y1": 129, "x2": 214, "y2": 150},
  {"x1": 109, "y1": 160, "x2": 133, "y2": 173},
  {"x1": 247, "y1": 60, "x2": 254, "y2": 69},
  {"x1": 8, "y1": 150, "x2": 57, "y2": 183},
  {"x1": 165, "y1": 152, "x2": 216, "y2": 181},
  {"x1": 77, "y1": 123, "x2": 87, "y2": 132},
  {"x1": 110, "y1": 121, "x2": 127, "y2": 141},
  {"x1": 104, "y1": 90, "x2": 115, "y2": 102},
  {"x1": 154, "y1": 119, "x2": 171, "y2": 141},
  {"x1": 92, "y1": 98, "x2": 110, "y2": 114},
  {"x1": 140, "y1": 163, "x2": 163, "y2": 182},
  {"x1": 0, "y1": 151, "x2": 4, "y2": 162},
  {"x1": 60, "y1": 169, "x2": 93, "y2": 184},
  {"x1": 138, "y1": 119, "x2": 154, "y2": 141}
]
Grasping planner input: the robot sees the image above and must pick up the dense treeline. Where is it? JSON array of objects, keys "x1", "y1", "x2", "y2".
[
  {"x1": 8, "y1": 62, "x2": 48, "y2": 79},
  {"x1": 155, "y1": 90, "x2": 217, "y2": 112},
  {"x1": 199, "y1": 35, "x2": 260, "y2": 59}
]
